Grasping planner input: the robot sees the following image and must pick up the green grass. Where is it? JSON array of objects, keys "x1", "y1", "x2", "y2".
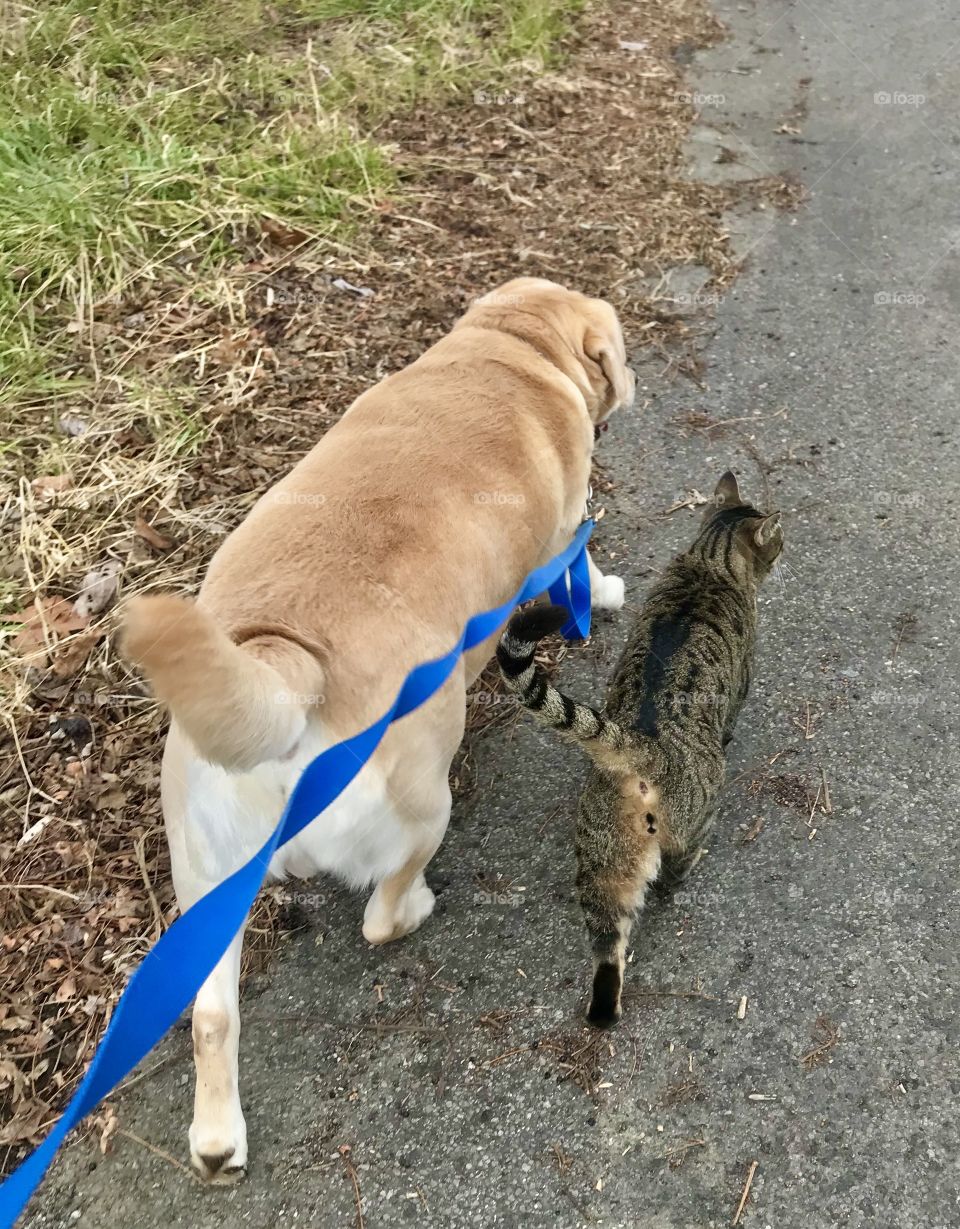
[{"x1": 0, "y1": 0, "x2": 584, "y2": 404}]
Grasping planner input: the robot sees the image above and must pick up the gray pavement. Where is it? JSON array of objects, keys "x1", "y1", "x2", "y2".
[{"x1": 21, "y1": 1, "x2": 960, "y2": 1225}]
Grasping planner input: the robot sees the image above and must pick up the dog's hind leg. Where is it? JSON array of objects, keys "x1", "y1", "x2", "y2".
[
  {"x1": 362, "y1": 681, "x2": 462, "y2": 945},
  {"x1": 162, "y1": 727, "x2": 255, "y2": 1184},
  {"x1": 188, "y1": 928, "x2": 248, "y2": 1183},
  {"x1": 362, "y1": 778, "x2": 452, "y2": 945}
]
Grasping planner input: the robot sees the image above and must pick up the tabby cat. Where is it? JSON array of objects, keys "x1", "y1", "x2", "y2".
[{"x1": 497, "y1": 471, "x2": 783, "y2": 1028}]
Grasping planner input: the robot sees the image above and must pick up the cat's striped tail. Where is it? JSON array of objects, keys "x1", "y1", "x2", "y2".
[{"x1": 496, "y1": 604, "x2": 630, "y2": 768}]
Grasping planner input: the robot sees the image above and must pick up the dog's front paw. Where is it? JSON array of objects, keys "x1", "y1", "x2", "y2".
[
  {"x1": 190, "y1": 1106, "x2": 248, "y2": 1185},
  {"x1": 592, "y1": 574, "x2": 625, "y2": 611}
]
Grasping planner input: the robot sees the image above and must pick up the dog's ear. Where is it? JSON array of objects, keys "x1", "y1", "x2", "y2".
[{"x1": 584, "y1": 323, "x2": 635, "y2": 412}]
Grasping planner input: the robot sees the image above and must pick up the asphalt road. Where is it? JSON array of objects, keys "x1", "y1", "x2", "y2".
[{"x1": 21, "y1": 1, "x2": 960, "y2": 1225}]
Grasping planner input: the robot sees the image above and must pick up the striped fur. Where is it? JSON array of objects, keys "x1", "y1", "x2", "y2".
[
  {"x1": 498, "y1": 472, "x2": 783, "y2": 1028},
  {"x1": 496, "y1": 605, "x2": 629, "y2": 766}
]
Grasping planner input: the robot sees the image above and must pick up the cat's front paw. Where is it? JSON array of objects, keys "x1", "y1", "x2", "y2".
[{"x1": 592, "y1": 574, "x2": 625, "y2": 611}]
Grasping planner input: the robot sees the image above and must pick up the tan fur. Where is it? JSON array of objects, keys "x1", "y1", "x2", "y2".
[
  {"x1": 126, "y1": 277, "x2": 633, "y2": 770},
  {"x1": 615, "y1": 781, "x2": 666, "y2": 905},
  {"x1": 118, "y1": 277, "x2": 634, "y2": 1181},
  {"x1": 123, "y1": 595, "x2": 326, "y2": 772}
]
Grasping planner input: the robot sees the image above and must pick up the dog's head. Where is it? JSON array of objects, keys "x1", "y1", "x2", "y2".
[{"x1": 460, "y1": 277, "x2": 635, "y2": 424}]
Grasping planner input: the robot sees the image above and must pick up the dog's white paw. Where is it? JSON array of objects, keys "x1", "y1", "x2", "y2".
[
  {"x1": 401, "y1": 877, "x2": 436, "y2": 935},
  {"x1": 593, "y1": 574, "x2": 625, "y2": 611},
  {"x1": 190, "y1": 1103, "x2": 248, "y2": 1185},
  {"x1": 363, "y1": 875, "x2": 436, "y2": 945}
]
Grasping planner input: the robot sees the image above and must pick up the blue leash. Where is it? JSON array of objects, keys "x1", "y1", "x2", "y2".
[{"x1": 0, "y1": 520, "x2": 594, "y2": 1226}]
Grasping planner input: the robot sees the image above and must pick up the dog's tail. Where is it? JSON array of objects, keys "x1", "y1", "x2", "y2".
[
  {"x1": 496, "y1": 604, "x2": 631, "y2": 772},
  {"x1": 122, "y1": 595, "x2": 324, "y2": 772}
]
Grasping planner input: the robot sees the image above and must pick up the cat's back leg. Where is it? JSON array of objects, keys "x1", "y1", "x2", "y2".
[
  {"x1": 575, "y1": 773, "x2": 662, "y2": 1028},
  {"x1": 657, "y1": 842, "x2": 707, "y2": 890},
  {"x1": 655, "y1": 774, "x2": 721, "y2": 891}
]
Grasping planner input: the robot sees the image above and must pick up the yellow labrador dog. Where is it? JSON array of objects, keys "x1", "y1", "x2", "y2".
[{"x1": 123, "y1": 277, "x2": 634, "y2": 1182}]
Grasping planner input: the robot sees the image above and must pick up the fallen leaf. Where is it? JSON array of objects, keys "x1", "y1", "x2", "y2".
[
  {"x1": 0, "y1": 1059, "x2": 26, "y2": 1101},
  {"x1": 0, "y1": 1101, "x2": 47, "y2": 1146},
  {"x1": 261, "y1": 217, "x2": 309, "y2": 247},
  {"x1": 209, "y1": 328, "x2": 243, "y2": 365},
  {"x1": 30, "y1": 474, "x2": 72, "y2": 500},
  {"x1": 98, "y1": 1105, "x2": 119, "y2": 1155},
  {"x1": 51, "y1": 628, "x2": 101, "y2": 678},
  {"x1": 134, "y1": 516, "x2": 175, "y2": 552},
  {"x1": 11, "y1": 597, "x2": 90, "y2": 652},
  {"x1": 54, "y1": 976, "x2": 77, "y2": 1004},
  {"x1": 94, "y1": 788, "x2": 127, "y2": 811},
  {"x1": 660, "y1": 489, "x2": 709, "y2": 517}
]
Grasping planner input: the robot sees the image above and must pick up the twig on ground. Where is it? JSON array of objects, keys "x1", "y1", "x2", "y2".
[
  {"x1": 660, "y1": 489, "x2": 708, "y2": 516},
  {"x1": 800, "y1": 1014, "x2": 840, "y2": 1069},
  {"x1": 794, "y1": 699, "x2": 820, "y2": 740},
  {"x1": 135, "y1": 831, "x2": 164, "y2": 941},
  {"x1": 738, "y1": 817, "x2": 765, "y2": 845},
  {"x1": 664, "y1": 1137, "x2": 705, "y2": 1169},
  {"x1": 890, "y1": 611, "x2": 918, "y2": 661},
  {"x1": 732, "y1": 1159, "x2": 758, "y2": 1225},
  {"x1": 339, "y1": 1144, "x2": 365, "y2": 1229},
  {"x1": 116, "y1": 1129, "x2": 198, "y2": 1181},
  {"x1": 819, "y1": 764, "x2": 832, "y2": 814},
  {"x1": 483, "y1": 1044, "x2": 531, "y2": 1069}
]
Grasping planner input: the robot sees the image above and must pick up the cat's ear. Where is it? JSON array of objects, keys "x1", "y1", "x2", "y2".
[
  {"x1": 753, "y1": 511, "x2": 782, "y2": 547},
  {"x1": 712, "y1": 471, "x2": 742, "y2": 506},
  {"x1": 713, "y1": 470, "x2": 743, "y2": 507}
]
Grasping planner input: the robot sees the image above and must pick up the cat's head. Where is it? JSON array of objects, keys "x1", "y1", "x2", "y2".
[{"x1": 696, "y1": 471, "x2": 783, "y2": 583}]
